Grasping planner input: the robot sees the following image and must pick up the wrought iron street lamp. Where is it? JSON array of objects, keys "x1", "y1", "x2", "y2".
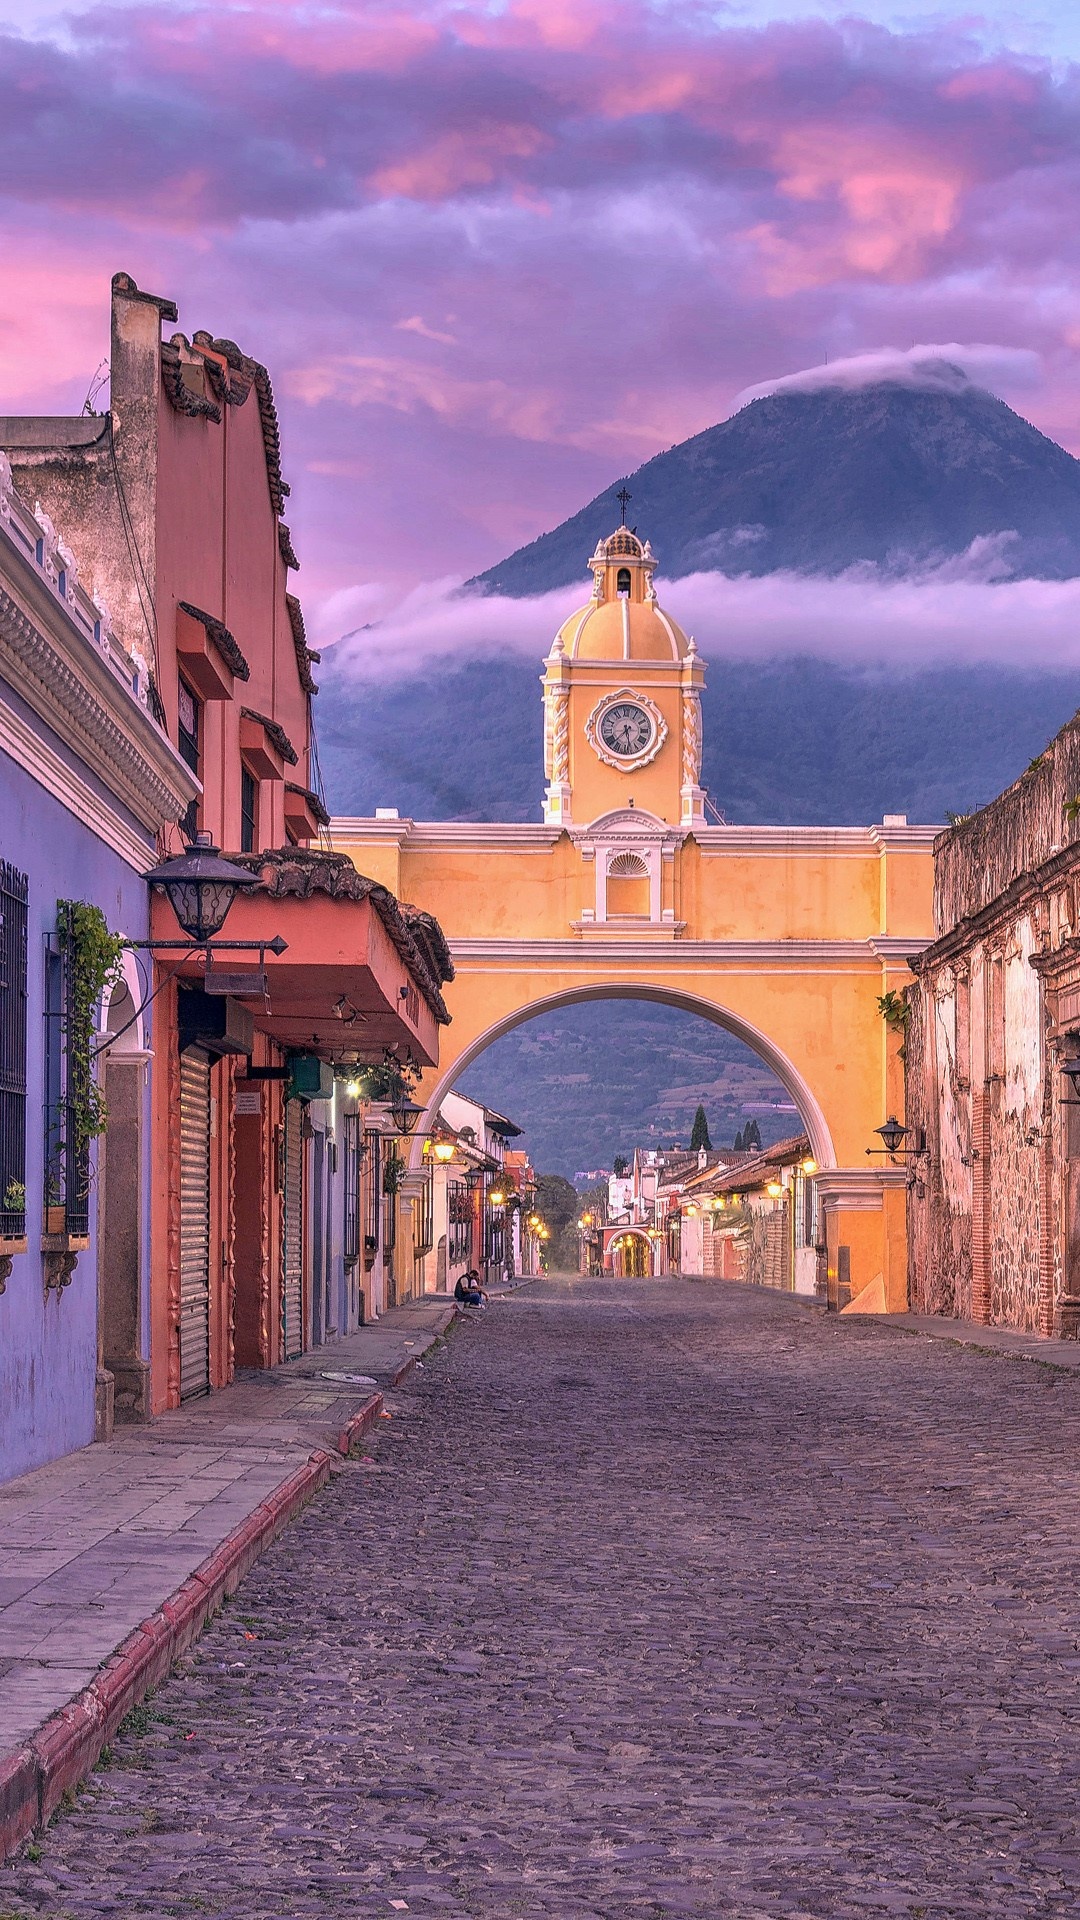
[
  {"x1": 876, "y1": 1116, "x2": 907, "y2": 1155},
  {"x1": 866, "y1": 1116, "x2": 927, "y2": 1159},
  {"x1": 145, "y1": 832, "x2": 259, "y2": 943},
  {"x1": 389, "y1": 1091, "x2": 425, "y2": 1137}
]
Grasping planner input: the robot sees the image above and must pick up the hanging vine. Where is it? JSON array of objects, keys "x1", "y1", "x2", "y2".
[
  {"x1": 877, "y1": 989, "x2": 911, "y2": 1062},
  {"x1": 58, "y1": 900, "x2": 124, "y2": 1157}
]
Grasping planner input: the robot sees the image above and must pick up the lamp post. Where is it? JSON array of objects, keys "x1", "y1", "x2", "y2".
[
  {"x1": 865, "y1": 1117, "x2": 927, "y2": 1160},
  {"x1": 389, "y1": 1091, "x2": 425, "y2": 1137},
  {"x1": 144, "y1": 833, "x2": 261, "y2": 944}
]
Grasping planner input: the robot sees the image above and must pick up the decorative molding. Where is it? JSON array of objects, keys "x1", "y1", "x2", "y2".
[
  {"x1": 0, "y1": 490, "x2": 196, "y2": 834},
  {"x1": 545, "y1": 683, "x2": 569, "y2": 784},
  {"x1": 43, "y1": 1247, "x2": 81, "y2": 1291},
  {"x1": 814, "y1": 1168, "x2": 908, "y2": 1212},
  {"x1": 695, "y1": 824, "x2": 941, "y2": 855},
  {"x1": 332, "y1": 818, "x2": 941, "y2": 858},
  {"x1": 0, "y1": 689, "x2": 158, "y2": 870},
  {"x1": 869, "y1": 937, "x2": 932, "y2": 962},
  {"x1": 447, "y1": 937, "x2": 927, "y2": 967},
  {"x1": 681, "y1": 689, "x2": 702, "y2": 787}
]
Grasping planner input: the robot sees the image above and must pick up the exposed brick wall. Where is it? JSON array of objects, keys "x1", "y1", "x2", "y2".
[{"x1": 908, "y1": 734, "x2": 1080, "y2": 1336}]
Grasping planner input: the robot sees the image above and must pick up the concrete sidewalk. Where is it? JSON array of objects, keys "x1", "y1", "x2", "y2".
[
  {"x1": 877, "y1": 1309, "x2": 1080, "y2": 1369},
  {"x1": 0, "y1": 1296, "x2": 457, "y2": 1855}
]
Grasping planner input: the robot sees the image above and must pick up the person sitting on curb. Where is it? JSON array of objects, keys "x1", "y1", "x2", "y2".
[{"x1": 454, "y1": 1270, "x2": 486, "y2": 1308}]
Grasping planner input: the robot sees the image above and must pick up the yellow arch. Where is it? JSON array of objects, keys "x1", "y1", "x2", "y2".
[{"x1": 412, "y1": 982, "x2": 837, "y2": 1169}]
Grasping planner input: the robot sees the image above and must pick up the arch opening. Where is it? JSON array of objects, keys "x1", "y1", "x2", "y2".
[{"x1": 411, "y1": 984, "x2": 836, "y2": 1174}]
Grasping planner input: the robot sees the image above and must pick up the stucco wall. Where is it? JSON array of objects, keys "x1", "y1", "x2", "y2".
[{"x1": 0, "y1": 741, "x2": 152, "y2": 1481}]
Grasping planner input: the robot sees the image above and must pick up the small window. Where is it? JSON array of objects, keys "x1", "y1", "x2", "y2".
[
  {"x1": 177, "y1": 679, "x2": 200, "y2": 842},
  {"x1": 43, "y1": 906, "x2": 91, "y2": 1237},
  {"x1": 0, "y1": 862, "x2": 28, "y2": 1239},
  {"x1": 616, "y1": 567, "x2": 631, "y2": 597},
  {"x1": 240, "y1": 766, "x2": 257, "y2": 853},
  {"x1": 342, "y1": 1112, "x2": 361, "y2": 1266}
]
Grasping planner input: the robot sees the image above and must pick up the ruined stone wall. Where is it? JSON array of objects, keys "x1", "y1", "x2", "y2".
[
  {"x1": 906, "y1": 962, "x2": 972, "y2": 1318},
  {"x1": 909, "y1": 878, "x2": 1072, "y2": 1333},
  {"x1": 934, "y1": 710, "x2": 1080, "y2": 934}
]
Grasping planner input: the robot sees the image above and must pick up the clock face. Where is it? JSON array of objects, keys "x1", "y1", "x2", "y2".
[{"x1": 598, "y1": 700, "x2": 654, "y2": 759}]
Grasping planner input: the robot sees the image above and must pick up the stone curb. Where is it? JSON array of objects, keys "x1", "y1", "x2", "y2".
[
  {"x1": 391, "y1": 1307, "x2": 460, "y2": 1387},
  {"x1": 335, "y1": 1391, "x2": 384, "y2": 1455},
  {"x1": 0, "y1": 1446, "x2": 333, "y2": 1862}
]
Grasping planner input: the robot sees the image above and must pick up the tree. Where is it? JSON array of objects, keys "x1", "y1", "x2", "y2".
[
  {"x1": 690, "y1": 1104, "x2": 711, "y2": 1151},
  {"x1": 744, "y1": 1118, "x2": 762, "y2": 1150},
  {"x1": 612, "y1": 1154, "x2": 629, "y2": 1176},
  {"x1": 535, "y1": 1172, "x2": 582, "y2": 1271},
  {"x1": 733, "y1": 1128, "x2": 745, "y2": 1152}
]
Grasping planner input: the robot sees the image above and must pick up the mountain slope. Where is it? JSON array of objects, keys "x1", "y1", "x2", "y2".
[
  {"x1": 472, "y1": 377, "x2": 1080, "y2": 595},
  {"x1": 318, "y1": 654, "x2": 1080, "y2": 828}
]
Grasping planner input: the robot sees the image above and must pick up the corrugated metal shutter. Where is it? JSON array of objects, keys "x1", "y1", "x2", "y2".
[
  {"x1": 179, "y1": 1049, "x2": 211, "y2": 1401},
  {"x1": 283, "y1": 1097, "x2": 304, "y2": 1359}
]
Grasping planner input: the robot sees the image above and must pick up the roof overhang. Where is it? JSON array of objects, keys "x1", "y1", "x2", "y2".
[{"x1": 152, "y1": 885, "x2": 441, "y2": 1064}]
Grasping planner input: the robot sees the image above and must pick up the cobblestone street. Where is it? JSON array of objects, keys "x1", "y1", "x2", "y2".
[{"x1": 6, "y1": 1276, "x2": 1080, "y2": 1919}]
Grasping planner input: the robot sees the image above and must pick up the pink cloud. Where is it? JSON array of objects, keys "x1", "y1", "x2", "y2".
[
  {"x1": 2, "y1": 1, "x2": 1080, "y2": 597},
  {"x1": 319, "y1": 563, "x2": 1080, "y2": 683}
]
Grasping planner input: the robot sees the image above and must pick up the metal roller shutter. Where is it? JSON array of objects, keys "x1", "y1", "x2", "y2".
[
  {"x1": 283, "y1": 1096, "x2": 304, "y2": 1358},
  {"x1": 179, "y1": 1049, "x2": 211, "y2": 1401}
]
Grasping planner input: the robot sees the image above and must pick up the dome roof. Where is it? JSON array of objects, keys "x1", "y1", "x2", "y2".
[
  {"x1": 602, "y1": 527, "x2": 644, "y2": 559},
  {"x1": 554, "y1": 596, "x2": 691, "y2": 662},
  {"x1": 550, "y1": 520, "x2": 693, "y2": 661}
]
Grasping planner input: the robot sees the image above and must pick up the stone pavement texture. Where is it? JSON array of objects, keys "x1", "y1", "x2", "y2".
[
  {"x1": 5, "y1": 1274, "x2": 1080, "y2": 1918},
  {"x1": 0, "y1": 1298, "x2": 455, "y2": 1754}
]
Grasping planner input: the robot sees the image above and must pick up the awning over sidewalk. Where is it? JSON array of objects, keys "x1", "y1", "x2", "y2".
[{"x1": 152, "y1": 847, "x2": 454, "y2": 1064}]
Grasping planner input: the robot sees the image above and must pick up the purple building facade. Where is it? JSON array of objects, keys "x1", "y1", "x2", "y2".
[{"x1": 0, "y1": 451, "x2": 194, "y2": 1479}]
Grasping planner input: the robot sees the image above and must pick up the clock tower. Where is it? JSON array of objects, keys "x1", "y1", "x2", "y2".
[{"x1": 541, "y1": 520, "x2": 706, "y2": 829}]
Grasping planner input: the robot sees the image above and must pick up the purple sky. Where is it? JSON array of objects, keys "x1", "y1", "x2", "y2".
[{"x1": 6, "y1": 0, "x2": 1080, "y2": 640}]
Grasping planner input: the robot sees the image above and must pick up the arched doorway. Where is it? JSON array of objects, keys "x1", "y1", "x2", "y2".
[
  {"x1": 612, "y1": 1230, "x2": 653, "y2": 1279},
  {"x1": 96, "y1": 956, "x2": 150, "y2": 1435}
]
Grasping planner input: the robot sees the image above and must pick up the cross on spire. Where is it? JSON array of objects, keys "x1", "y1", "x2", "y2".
[{"x1": 616, "y1": 485, "x2": 631, "y2": 524}]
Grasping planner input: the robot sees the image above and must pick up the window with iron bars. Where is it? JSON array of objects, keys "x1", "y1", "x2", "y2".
[
  {"x1": 343, "y1": 1112, "x2": 361, "y2": 1266},
  {"x1": 43, "y1": 914, "x2": 91, "y2": 1237},
  {"x1": 413, "y1": 1166, "x2": 434, "y2": 1257},
  {"x1": 364, "y1": 1128, "x2": 381, "y2": 1254},
  {"x1": 382, "y1": 1187, "x2": 397, "y2": 1254},
  {"x1": 485, "y1": 1212, "x2": 505, "y2": 1267},
  {"x1": 447, "y1": 1179, "x2": 471, "y2": 1265},
  {"x1": 0, "y1": 862, "x2": 28, "y2": 1239}
]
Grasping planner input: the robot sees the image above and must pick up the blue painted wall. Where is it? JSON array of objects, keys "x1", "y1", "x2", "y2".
[{"x1": 0, "y1": 741, "x2": 152, "y2": 1482}]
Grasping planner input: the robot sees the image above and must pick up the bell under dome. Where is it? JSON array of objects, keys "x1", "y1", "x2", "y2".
[{"x1": 550, "y1": 523, "x2": 692, "y2": 663}]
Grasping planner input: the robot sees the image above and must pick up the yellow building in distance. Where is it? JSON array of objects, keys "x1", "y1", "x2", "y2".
[{"x1": 334, "y1": 520, "x2": 938, "y2": 1309}]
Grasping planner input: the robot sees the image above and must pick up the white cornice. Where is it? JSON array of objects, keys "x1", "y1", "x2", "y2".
[
  {"x1": 0, "y1": 692, "x2": 156, "y2": 871},
  {"x1": 446, "y1": 937, "x2": 926, "y2": 967},
  {"x1": 333, "y1": 818, "x2": 942, "y2": 857},
  {"x1": 869, "y1": 937, "x2": 932, "y2": 961},
  {"x1": 692, "y1": 825, "x2": 941, "y2": 855},
  {"x1": 334, "y1": 818, "x2": 563, "y2": 850},
  {"x1": 0, "y1": 540, "x2": 196, "y2": 833},
  {"x1": 814, "y1": 1167, "x2": 908, "y2": 1210}
]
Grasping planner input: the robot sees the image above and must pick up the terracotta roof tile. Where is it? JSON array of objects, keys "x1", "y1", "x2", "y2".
[
  {"x1": 177, "y1": 601, "x2": 250, "y2": 680},
  {"x1": 240, "y1": 707, "x2": 299, "y2": 766},
  {"x1": 229, "y1": 848, "x2": 452, "y2": 1024}
]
